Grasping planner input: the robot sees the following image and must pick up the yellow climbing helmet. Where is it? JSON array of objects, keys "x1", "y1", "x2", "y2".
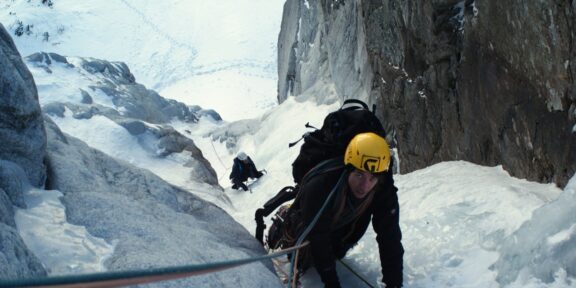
[{"x1": 344, "y1": 132, "x2": 391, "y2": 173}]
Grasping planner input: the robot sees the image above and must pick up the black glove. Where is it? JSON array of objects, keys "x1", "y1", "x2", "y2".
[
  {"x1": 324, "y1": 280, "x2": 341, "y2": 288},
  {"x1": 381, "y1": 282, "x2": 401, "y2": 288}
]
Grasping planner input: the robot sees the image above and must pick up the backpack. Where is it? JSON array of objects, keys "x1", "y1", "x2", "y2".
[
  {"x1": 254, "y1": 99, "x2": 387, "y2": 245},
  {"x1": 290, "y1": 99, "x2": 386, "y2": 185}
]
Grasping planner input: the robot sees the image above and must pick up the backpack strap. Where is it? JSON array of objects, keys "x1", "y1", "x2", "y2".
[
  {"x1": 255, "y1": 159, "x2": 347, "y2": 246},
  {"x1": 254, "y1": 186, "x2": 298, "y2": 244},
  {"x1": 340, "y1": 99, "x2": 371, "y2": 111},
  {"x1": 299, "y1": 157, "x2": 346, "y2": 188},
  {"x1": 288, "y1": 122, "x2": 320, "y2": 147}
]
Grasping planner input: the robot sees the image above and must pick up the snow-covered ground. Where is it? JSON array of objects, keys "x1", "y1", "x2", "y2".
[
  {"x1": 2, "y1": 1, "x2": 575, "y2": 287},
  {"x1": 0, "y1": 0, "x2": 281, "y2": 121},
  {"x1": 184, "y1": 98, "x2": 574, "y2": 288},
  {"x1": 14, "y1": 93, "x2": 574, "y2": 287}
]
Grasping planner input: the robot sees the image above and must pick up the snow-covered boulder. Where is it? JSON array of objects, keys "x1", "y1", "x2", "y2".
[
  {"x1": 492, "y1": 175, "x2": 576, "y2": 284},
  {"x1": 44, "y1": 117, "x2": 280, "y2": 286},
  {"x1": 27, "y1": 52, "x2": 221, "y2": 189},
  {"x1": 27, "y1": 52, "x2": 198, "y2": 124},
  {"x1": 0, "y1": 24, "x2": 46, "y2": 188},
  {"x1": 0, "y1": 223, "x2": 46, "y2": 279}
]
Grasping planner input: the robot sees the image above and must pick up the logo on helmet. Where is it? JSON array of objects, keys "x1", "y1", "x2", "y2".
[{"x1": 362, "y1": 156, "x2": 381, "y2": 172}]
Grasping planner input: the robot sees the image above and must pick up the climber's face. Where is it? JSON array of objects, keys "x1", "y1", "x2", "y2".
[{"x1": 348, "y1": 169, "x2": 378, "y2": 199}]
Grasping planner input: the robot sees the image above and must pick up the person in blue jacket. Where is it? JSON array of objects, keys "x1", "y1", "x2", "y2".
[{"x1": 229, "y1": 152, "x2": 264, "y2": 191}]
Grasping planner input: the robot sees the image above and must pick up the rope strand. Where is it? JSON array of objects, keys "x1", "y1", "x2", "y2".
[
  {"x1": 0, "y1": 242, "x2": 309, "y2": 288},
  {"x1": 337, "y1": 259, "x2": 377, "y2": 288}
]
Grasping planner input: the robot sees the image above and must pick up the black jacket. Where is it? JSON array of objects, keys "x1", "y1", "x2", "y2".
[
  {"x1": 229, "y1": 157, "x2": 259, "y2": 182},
  {"x1": 294, "y1": 167, "x2": 404, "y2": 287}
]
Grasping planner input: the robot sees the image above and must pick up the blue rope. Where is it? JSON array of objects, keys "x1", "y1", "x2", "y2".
[
  {"x1": 0, "y1": 243, "x2": 308, "y2": 288},
  {"x1": 338, "y1": 259, "x2": 376, "y2": 288}
]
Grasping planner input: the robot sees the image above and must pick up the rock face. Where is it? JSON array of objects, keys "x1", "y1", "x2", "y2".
[
  {"x1": 278, "y1": 0, "x2": 576, "y2": 187},
  {"x1": 0, "y1": 24, "x2": 46, "y2": 188},
  {"x1": 27, "y1": 52, "x2": 201, "y2": 124},
  {"x1": 277, "y1": 0, "x2": 372, "y2": 104},
  {"x1": 0, "y1": 23, "x2": 278, "y2": 286},
  {"x1": 0, "y1": 23, "x2": 48, "y2": 279},
  {"x1": 0, "y1": 162, "x2": 46, "y2": 279}
]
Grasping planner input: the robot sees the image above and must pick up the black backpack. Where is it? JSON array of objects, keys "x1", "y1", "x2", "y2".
[
  {"x1": 290, "y1": 99, "x2": 386, "y2": 185},
  {"x1": 254, "y1": 99, "x2": 387, "y2": 245}
]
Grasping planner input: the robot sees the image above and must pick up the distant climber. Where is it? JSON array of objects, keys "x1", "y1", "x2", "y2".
[{"x1": 229, "y1": 152, "x2": 265, "y2": 191}]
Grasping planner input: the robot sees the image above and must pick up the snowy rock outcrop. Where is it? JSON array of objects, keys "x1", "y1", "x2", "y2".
[
  {"x1": 492, "y1": 175, "x2": 576, "y2": 284},
  {"x1": 1, "y1": 23, "x2": 279, "y2": 286},
  {"x1": 0, "y1": 23, "x2": 47, "y2": 279},
  {"x1": 0, "y1": 221, "x2": 46, "y2": 279},
  {"x1": 26, "y1": 51, "x2": 220, "y2": 187},
  {"x1": 0, "y1": 163, "x2": 46, "y2": 279},
  {"x1": 43, "y1": 118, "x2": 279, "y2": 286},
  {"x1": 278, "y1": 0, "x2": 575, "y2": 188},
  {"x1": 0, "y1": 25, "x2": 46, "y2": 188},
  {"x1": 26, "y1": 51, "x2": 198, "y2": 124}
]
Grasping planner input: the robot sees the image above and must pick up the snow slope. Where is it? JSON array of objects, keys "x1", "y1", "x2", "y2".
[
  {"x1": 0, "y1": 0, "x2": 283, "y2": 121},
  {"x1": 2, "y1": 1, "x2": 575, "y2": 287}
]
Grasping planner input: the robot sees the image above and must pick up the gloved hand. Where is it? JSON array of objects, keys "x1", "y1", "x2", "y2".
[
  {"x1": 324, "y1": 280, "x2": 342, "y2": 288},
  {"x1": 381, "y1": 274, "x2": 402, "y2": 287},
  {"x1": 378, "y1": 282, "x2": 401, "y2": 288}
]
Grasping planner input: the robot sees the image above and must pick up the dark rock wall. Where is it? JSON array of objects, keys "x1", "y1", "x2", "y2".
[
  {"x1": 368, "y1": 0, "x2": 575, "y2": 187},
  {"x1": 0, "y1": 23, "x2": 47, "y2": 279},
  {"x1": 0, "y1": 24, "x2": 46, "y2": 187},
  {"x1": 278, "y1": 0, "x2": 575, "y2": 187}
]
